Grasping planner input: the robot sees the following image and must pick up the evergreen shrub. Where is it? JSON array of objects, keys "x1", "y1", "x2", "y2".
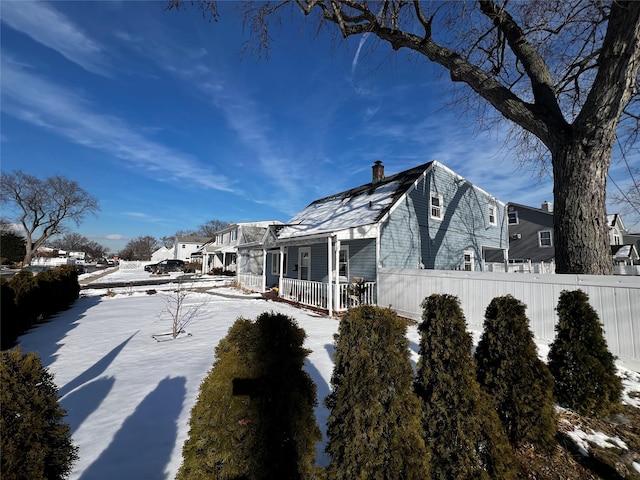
[
  {"x1": 177, "y1": 312, "x2": 321, "y2": 480},
  {"x1": 324, "y1": 305, "x2": 430, "y2": 480},
  {"x1": 2, "y1": 266, "x2": 81, "y2": 347},
  {"x1": 415, "y1": 294, "x2": 516, "y2": 480},
  {"x1": 1, "y1": 348, "x2": 78, "y2": 480},
  {"x1": 0, "y1": 279, "x2": 18, "y2": 349},
  {"x1": 35, "y1": 265, "x2": 80, "y2": 316},
  {"x1": 8, "y1": 270, "x2": 40, "y2": 328},
  {"x1": 475, "y1": 295, "x2": 557, "y2": 449},
  {"x1": 547, "y1": 289, "x2": 622, "y2": 418}
]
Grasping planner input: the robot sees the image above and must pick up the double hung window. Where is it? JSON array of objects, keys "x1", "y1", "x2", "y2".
[{"x1": 430, "y1": 193, "x2": 443, "y2": 220}]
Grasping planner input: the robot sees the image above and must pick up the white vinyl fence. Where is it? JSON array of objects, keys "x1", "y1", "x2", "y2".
[{"x1": 377, "y1": 268, "x2": 640, "y2": 371}]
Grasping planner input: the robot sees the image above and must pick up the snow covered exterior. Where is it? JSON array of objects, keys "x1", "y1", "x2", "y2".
[
  {"x1": 150, "y1": 246, "x2": 173, "y2": 263},
  {"x1": 239, "y1": 161, "x2": 508, "y2": 314},
  {"x1": 196, "y1": 222, "x2": 282, "y2": 274}
]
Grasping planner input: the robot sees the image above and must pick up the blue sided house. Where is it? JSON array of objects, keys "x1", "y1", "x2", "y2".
[{"x1": 237, "y1": 160, "x2": 508, "y2": 314}]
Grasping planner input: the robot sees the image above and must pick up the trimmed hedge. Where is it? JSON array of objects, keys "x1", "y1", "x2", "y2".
[
  {"x1": 548, "y1": 289, "x2": 622, "y2": 418},
  {"x1": 1, "y1": 266, "x2": 80, "y2": 350},
  {"x1": 177, "y1": 312, "x2": 321, "y2": 480},
  {"x1": 325, "y1": 305, "x2": 430, "y2": 480},
  {"x1": 475, "y1": 295, "x2": 557, "y2": 449},
  {"x1": 415, "y1": 294, "x2": 516, "y2": 480}
]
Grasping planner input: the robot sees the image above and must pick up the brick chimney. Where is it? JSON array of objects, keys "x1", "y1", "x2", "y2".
[{"x1": 372, "y1": 160, "x2": 384, "y2": 184}]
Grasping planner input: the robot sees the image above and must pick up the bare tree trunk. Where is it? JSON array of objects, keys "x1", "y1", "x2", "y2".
[
  {"x1": 553, "y1": 142, "x2": 613, "y2": 275},
  {"x1": 23, "y1": 242, "x2": 34, "y2": 267}
]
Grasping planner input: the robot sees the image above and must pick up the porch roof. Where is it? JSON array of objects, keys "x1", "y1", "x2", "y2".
[{"x1": 277, "y1": 161, "x2": 433, "y2": 240}]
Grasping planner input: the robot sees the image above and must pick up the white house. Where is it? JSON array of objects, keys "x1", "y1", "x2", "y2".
[{"x1": 173, "y1": 236, "x2": 213, "y2": 262}]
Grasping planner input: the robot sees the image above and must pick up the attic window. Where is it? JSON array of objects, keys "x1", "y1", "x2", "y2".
[
  {"x1": 488, "y1": 205, "x2": 497, "y2": 226},
  {"x1": 430, "y1": 193, "x2": 443, "y2": 220}
]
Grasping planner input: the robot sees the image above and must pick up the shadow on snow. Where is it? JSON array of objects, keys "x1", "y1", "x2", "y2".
[{"x1": 79, "y1": 376, "x2": 187, "y2": 480}]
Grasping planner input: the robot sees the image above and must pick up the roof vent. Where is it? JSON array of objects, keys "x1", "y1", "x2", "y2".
[{"x1": 372, "y1": 160, "x2": 384, "y2": 184}]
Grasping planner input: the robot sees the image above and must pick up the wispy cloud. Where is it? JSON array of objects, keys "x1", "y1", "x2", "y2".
[
  {"x1": 105, "y1": 234, "x2": 126, "y2": 241},
  {"x1": 1, "y1": 1, "x2": 111, "y2": 77},
  {"x1": 142, "y1": 41, "x2": 311, "y2": 213},
  {"x1": 1, "y1": 57, "x2": 236, "y2": 193}
]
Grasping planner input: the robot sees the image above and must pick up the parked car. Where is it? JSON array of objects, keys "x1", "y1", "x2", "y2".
[
  {"x1": 96, "y1": 258, "x2": 108, "y2": 268},
  {"x1": 145, "y1": 259, "x2": 185, "y2": 274}
]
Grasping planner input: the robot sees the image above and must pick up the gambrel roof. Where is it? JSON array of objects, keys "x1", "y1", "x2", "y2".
[{"x1": 277, "y1": 162, "x2": 433, "y2": 240}]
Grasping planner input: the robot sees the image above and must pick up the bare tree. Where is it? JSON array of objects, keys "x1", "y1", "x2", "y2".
[
  {"x1": 161, "y1": 236, "x2": 176, "y2": 249},
  {"x1": 169, "y1": 0, "x2": 640, "y2": 274},
  {"x1": 0, "y1": 171, "x2": 99, "y2": 265},
  {"x1": 155, "y1": 279, "x2": 208, "y2": 340},
  {"x1": 196, "y1": 219, "x2": 229, "y2": 237},
  {"x1": 118, "y1": 235, "x2": 160, "y2": 261},
  {"x1": 50, "y1": 233, "x2": 108, "y2": 259}
]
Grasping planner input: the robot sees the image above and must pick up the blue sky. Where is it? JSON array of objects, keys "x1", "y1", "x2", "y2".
[{"x1": 1, "y1": 1, "x2": 637, "y2": 253}]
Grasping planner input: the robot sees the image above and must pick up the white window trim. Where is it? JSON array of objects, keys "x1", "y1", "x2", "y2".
[
  {"x1": 298, "y1": 247, "x2": 311, "y2": 281},
  {"x1": 463, "y1": 250, "x2": 474, "y2": 271},
  {"x1": 338, "y1": 245, "x2": 349, "y2": 280},
  {"x1": 488, "y1": 205, "x2": 497, "y2": 226},
  {"x1": 508, "y1": 211, "x2": 519, "y2": 225},
  {"x1": 430, "y1": 192, "x2": 444, "y2": 220},
  {"x1": 538, "y1": 230, "x2": 553, "y2": 248},
  {"x1": 271, "y1": 252, "x2": 286, "y2": 275}
]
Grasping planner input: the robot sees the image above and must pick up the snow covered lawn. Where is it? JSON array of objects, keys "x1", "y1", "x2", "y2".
[{"x1": 15, "y1": 268, "x2": 640, "y2": 479}]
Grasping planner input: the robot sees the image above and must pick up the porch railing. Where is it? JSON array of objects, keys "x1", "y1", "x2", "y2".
[
  {"x1": 337, "y1": 282, "x2": 377, "y2": 310},
  {"x1": 237, "y1": 273, "x2": 263, "y2": 292},
  {"x1": 281, "y1": 278, "x2": 329, "y2": 309},
  {"x1": 280, "y1": 278, "x2": 376, "y2": 312}
]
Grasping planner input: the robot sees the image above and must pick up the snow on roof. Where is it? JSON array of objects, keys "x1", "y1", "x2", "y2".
[
  {"x1": 612, "y1": 244, "x2": 638, "y2": 259},
  {"x1": 278, "y1": 162, "x2": 432, "y2": 240}
]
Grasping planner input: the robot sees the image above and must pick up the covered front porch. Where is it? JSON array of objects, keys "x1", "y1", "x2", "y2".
[
  {"x1": 237, "y1": 274, "x2": 376, "y2": 314},
  {"x1": 236, "y1": 234, "x2": 378, "y2": 315}
]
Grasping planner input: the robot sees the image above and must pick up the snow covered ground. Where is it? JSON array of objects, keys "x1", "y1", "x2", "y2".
[{"x1": 16, "y1": 267, "x2": 640, "y2": 479}]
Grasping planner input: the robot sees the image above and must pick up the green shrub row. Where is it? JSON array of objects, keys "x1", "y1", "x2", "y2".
[
  {"x1": 179, "y1": 289, "x2": 621, "y2": 479},
  {"x1": 1, "y1": 265, "x2": 80, "y2": 350}
]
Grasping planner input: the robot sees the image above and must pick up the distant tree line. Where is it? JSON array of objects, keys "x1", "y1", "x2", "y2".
[{"x1": 119, "y1": 219, "x2": 229, "y2": 261}]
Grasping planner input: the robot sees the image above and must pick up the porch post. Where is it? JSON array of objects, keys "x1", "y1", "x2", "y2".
[
  {"x1": 327, "y1": 236, "x2": 333, "y2": 317},
  {"x1": 261, "y1": 248, "x2": 267, "y2": 293},
  {"x1": 334, "y1": 239, "x2": 341, "y2": 312},
  {"x1": 278, "y1": 246, "x2": 284, "y2": 295}
]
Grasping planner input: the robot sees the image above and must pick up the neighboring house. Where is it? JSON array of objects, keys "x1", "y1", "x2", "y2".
[
  {"x1": 495, "y1": 204, "x2": 638, "y2": 274},
  {"x1": 150, "y1": 246, "x2": 173, "y2": 263},
  {"x1": 623, "y1": 232, "x2": 640, "y2": 257},
  {"x1": 608, "y1": 214, "x2": 625, "y2": 246},
  {"x1": 495, "y1": 201, "x2": 556, "y2": 264},
  {"x1": 173, "y1": 236, "x2": 212, "y2": 262},
  {"x1": 612, "y1": 244, "x2": 639, "y2": 266},
  {"x1": 238, "y1": 160, "x2": 508, "y2": 314},
  {"x1": 197, "y1": 222, "x2": 281, "y2": 274}
]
